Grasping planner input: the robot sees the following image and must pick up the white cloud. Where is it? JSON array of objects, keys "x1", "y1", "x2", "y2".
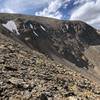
[
  {"x1": 1, "y1": 0, "x2": 99, "y2": 29},
  {"x1": 70, "y1": 0, "x2": 100, "y2": 29},
  {"x1": 35, "y1": 0, "x2": 69, "y2": 19},
  {"x1": 73, "y1": 0, "x2": 92, "y2": 5},
  {"x1": 0, "y1": 8, "x2": 15, "y2": 13},
  {"x1": 0, "y1": 0, "x2": 51, "y2": 13}
]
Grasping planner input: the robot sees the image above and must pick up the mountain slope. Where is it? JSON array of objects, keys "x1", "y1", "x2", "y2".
[
  {"x1": 0, "y1": 13, "x2": 100, "y2": 99},
  {"x1": 0, "y1": 13, "x2": 100, "y2": 80},
  {"x1": 0, "y1": 29, "x2": 100, "y2": 100}
]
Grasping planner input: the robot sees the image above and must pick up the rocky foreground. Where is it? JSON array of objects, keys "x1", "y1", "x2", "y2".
[{"x1": 0, "y1": 32, "x2": 100, "y2": 100}]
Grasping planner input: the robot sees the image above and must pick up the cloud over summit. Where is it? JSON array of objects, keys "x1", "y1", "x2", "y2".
[
  {"x1": 70, "y1": 0, "x2": 100, "y2": 29},
  {"x1": 0, "y1": 0, "x2": 100, "y2": 29},
  {"x1": 35, "y1": 0, "x2": 70, "y2": 19}
]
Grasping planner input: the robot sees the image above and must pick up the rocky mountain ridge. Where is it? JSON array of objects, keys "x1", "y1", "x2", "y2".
[
  {"x1": 0, "y1": 14, "x2": 100, "y2": 69},
  {"x1": 0, "y1": 13, "x2": 100, "y2": 99}
]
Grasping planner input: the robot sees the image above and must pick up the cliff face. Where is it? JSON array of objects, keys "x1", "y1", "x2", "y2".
[{"x1": 0, "y1": 13, "x2": 100, "y2": 99}]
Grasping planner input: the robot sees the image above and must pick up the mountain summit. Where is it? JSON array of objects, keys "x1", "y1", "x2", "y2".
[{"x1": 0, "y1": 13, "x2": 100, "y2": 99}]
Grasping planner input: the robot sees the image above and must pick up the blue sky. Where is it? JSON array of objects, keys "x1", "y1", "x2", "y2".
[{"x1": 0, "y1": 0, "x2": 100, "y2": 29}]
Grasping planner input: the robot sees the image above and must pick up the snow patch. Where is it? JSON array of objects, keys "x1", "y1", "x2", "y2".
[
  {"x1": 65, "y1": 24, "x2": 69, "y2": 30},
  {"x1": 40, "y1": 25, "x2": 46, "y2": 31},
  {"x1": 30, "y1": 24, "x2": 33, "y2": 29},
  {"x1": 2, "y1": 20, "x2": 20, "y2": 35},
  {"x1": 33, "y1": 30, "x2": 39, "y2": 37},
  {"x1": 25, "y1": 37, "x2": 30, "y2": 41},
  {"x1": 29, "y1": 24, "x2": 39, "y2": 37}
]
